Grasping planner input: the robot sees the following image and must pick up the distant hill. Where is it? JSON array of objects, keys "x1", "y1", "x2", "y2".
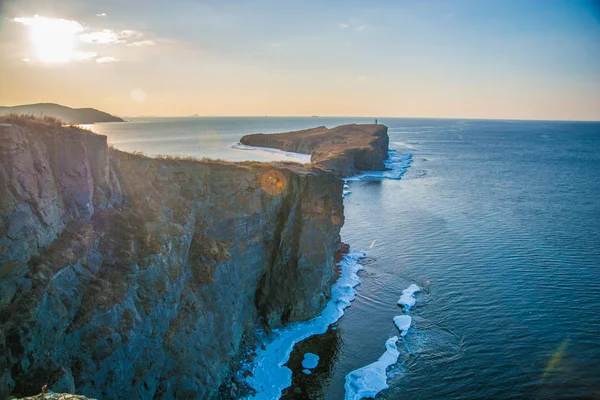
[{"x1": 0, "y1": 103, "x2": 124, "y2": 124}]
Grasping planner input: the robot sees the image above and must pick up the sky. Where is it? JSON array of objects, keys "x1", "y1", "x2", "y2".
[{"x1": 0, "y1": 0, "x2": 599, "y2": 120}]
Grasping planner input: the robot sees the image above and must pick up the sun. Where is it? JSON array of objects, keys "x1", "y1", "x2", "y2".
[{"x1": 14, "y1": 15, "x2": 88, "y2": 63}]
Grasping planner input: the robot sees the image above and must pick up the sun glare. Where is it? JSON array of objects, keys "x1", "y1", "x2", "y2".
[{"x1": 14, "y1": 15, "x2": 87, "y2": 63}]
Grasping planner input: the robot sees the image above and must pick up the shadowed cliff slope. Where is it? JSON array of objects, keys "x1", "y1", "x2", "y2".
[
  {"x1": 0, "y1": 117, "x2": 344, "y2": 399},
  {"x1": 240, "y1": 124, "x2": 389, "y2": 176}
]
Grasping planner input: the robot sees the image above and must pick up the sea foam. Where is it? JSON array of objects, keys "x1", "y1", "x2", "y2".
[
  {"x1": 344, "y1": 336, "x2": 401, "y2": 400},
  {"x1": 345, "y1": 150, "x2": 413, "y2": 181},
  {"x1": 397, "y1": 284, "x2": 421, "y2": 309},
  {"x1": 243, "y1": 251, "x2": 366, "y2": 400},
  {"x1": 393, "y1": 315, "x2": 412, "y2": 337},
  {"x1": 231, "y1": 143, "x2": 311, "y2": 163}
]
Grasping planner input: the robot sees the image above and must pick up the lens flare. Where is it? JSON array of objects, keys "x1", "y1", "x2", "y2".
[{"x1": 260, "y1": 170, "x2": 287, "y2": 195}]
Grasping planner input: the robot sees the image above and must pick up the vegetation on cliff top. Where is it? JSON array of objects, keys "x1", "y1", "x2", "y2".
[
  {"x1": 0, "y1": 115, "x2": 317, "y2": 173},
  {"x1": 0, "y1": 103, "x2": 124, "y2": 124}
]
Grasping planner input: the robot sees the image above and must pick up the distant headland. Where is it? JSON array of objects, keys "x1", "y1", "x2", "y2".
[
  {"x1": 240, "y1": 124, "x2": 390, "y2": 176},
  {"x1": 0, "y1": 103, "x2": 124, "y2": 124}
]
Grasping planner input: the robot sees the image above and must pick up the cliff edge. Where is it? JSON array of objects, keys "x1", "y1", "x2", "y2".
[
  {"x1": 0, "y1": 116, "x2": 344, "y2": 398},
  {"x1": 240, "y1": 124, "x2": 389, "y2": 176}
]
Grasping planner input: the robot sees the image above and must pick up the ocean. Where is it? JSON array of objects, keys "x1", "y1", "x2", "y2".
[{"x1": 88, "y1": 117, "x2": 600, "y2": 399}]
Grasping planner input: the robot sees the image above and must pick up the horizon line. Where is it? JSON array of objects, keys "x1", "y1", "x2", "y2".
[{"x1": 119, "y1": 115, "x2": 600, "y2": 123}]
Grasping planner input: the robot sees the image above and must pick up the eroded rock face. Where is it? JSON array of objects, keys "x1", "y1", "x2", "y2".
[
  {"x1": 0, "y1": 121, "x2": 343, "y2": 399},
  {"x1": 240, "y1": 124, "x2": 390, "y2": 176}
]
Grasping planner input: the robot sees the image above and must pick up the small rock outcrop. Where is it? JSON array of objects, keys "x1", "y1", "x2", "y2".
[
  {"x1": 15, "y1": 388, "x2": 95, "y2": 399},
  {"x1": 240, "y1": 124, "x2": 390, "y2": 176},
  {"x1": 0, "y1": 117, "x2": 344, "y2": 398}
]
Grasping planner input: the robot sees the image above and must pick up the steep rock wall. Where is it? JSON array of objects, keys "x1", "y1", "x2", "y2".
[{"x1": 0, "y1": 121, "x2": 343, "y2": 399}]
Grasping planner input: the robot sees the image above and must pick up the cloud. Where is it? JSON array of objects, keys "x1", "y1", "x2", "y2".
[
  {"x1": 127, "y1": 40, "x2": 156, "y2": 47},
  {"x1": 13, "y1": 14, "x2": 165, "y2": 64},
  {"x1": 96, "y1": 13, "x2": 107, "y2": 17},
  {"x1": 80, "y1": 29, "x2": 119, "y2": 44},
  {"x1": 14, "y1": 15, "x2": 83, "y2": 32},
  {"x1": 80, "y1": 29, "x2": 145, "y2": 44},
  {"x1": 357, "y1": 76, "x2": 369, "y2": 81},
  {"x1": 339, "y1": 22, "x2": 367, "y2": 31},
  {"x1": 269, "y1": 42, "x2": 281, "y2": 48},
  {"x1": 444, "y1": 12, "x2": 454, "y2": 18},
  {"x1": 119, "y1": 30, "x2": 143, "y2": 39},
  {"x1": 13, "y1": 15, "x2": 91, "y2": 63},
  {"x1": 96, "y1": 56, "x2": 119, "y2": 63},
  {"x1": 76, "y1": 52, "x2": 98, "y2": 61}
]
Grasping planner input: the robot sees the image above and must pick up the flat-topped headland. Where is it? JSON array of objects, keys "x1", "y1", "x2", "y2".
[{"x1": 240, "y1": 124, "x2": 390, "y2": 176}]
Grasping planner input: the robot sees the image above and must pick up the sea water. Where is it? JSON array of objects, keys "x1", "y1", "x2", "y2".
[{"x1": 90, "y1": 117, "x2": 600, "y2": 399}]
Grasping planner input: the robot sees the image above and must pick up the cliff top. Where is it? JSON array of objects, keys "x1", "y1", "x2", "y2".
[
  {"x1": 0, "y1": 103, "x2": 124, "y2": 124},
  {"x1": 0, "y1": 115, "x2": 321, "y2": 177},
  {"x1": 240, "y1": 124, "x2": 390, "y2": 176}
]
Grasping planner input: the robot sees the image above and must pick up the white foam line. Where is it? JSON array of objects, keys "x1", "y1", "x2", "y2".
[
  {"x1": 344, "y1": 336, "x2": 401, "y2": 400},
  {"x1": 243, "y1": 251, "x2": 366, "y2": 400},
  {"x1": 343, "y1": 282, "x2": 421, "y2": 399},
  {"x1": 344, "y1": 150, "x2": 413, "y2": 200},
  {"x1": 232, "y1": 142, "x2": 312, "y2": 163}
]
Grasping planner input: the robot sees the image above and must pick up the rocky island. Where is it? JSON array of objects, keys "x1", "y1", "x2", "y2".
[
  {"x1": 240, "y1": 124, "x2": 389, "y2": 176},
  {"x1": 0, "y1": 117, "x2": 388, "y2": 399}
]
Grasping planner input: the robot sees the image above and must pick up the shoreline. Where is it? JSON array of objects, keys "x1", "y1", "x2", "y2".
[{"x1": 239, "y1": 143, "x2": 414, "y2": 399}]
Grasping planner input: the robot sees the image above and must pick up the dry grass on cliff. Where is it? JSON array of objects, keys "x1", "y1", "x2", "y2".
[
  {"x1": 0, "y1": 114, "x2": 91, "y2": 133},
  {"x1": 155, "y1": 153, "x2": 303, "y2": 168},
  {"x1": 112, "y1": 147, "x2": 305, "y2": 170},
  {"x1": 0, "y1": 113, "x2": 63, "y2": 127}
]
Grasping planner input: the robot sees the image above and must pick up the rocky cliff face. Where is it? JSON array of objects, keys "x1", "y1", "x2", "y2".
[
  {"x1": 0, "y1": 118, "x2": 344, "y2": 399},
  {"x1": 240, "y1": 124, "x2": 389, "y2": 176}
]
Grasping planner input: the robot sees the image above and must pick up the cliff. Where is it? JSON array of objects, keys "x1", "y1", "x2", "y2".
[
  {"x1": 0, "y1": 104, "x2": 124, "y2": 124},
  {"x1": 240, "y1": 124, "x2": 389, "y2": 176},
  {"x1": 0, "y1": 117, "x2": 344, "y2": 398}
]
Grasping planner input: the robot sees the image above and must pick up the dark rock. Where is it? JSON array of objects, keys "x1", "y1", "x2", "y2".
[{"x1": 0, "y1": 117, "x2": 344, "y2": 399}]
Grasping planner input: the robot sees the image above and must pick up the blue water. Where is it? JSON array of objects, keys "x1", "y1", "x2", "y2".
[{"x1": 91, "y1": 117, "x2": 600, "y2": 399}]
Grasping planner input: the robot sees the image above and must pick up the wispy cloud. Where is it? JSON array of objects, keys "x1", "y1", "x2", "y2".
[
  {"x1": 96, "y1": 56, "x2": 119, "y2": 63},
  {"x1": 77, "y1": 52, "x2": 98, "y2": 61},
  {"x1": 357, "y1": 76, "x2": 370, "y2": 81},
  {"x1": 339, "y1": 21, "x2": 367, "y2": 32},
  {"x1": 127, "y1": 40, "x2": 157, "y2": 47},
  {"x1": 96, "y1": 13, "x2": 107, "y2": 17},
  {"x1": 444, "y1": 12, "x2": 454, "y2": 18},
  {"x1": 14, "y1": 15, "x2": 83, "y2": 33},
  {"x1": 80, "y1": 29, "x2": 119, "y2": 44},
  {"x1": 269, "y1": 42, "x2": 281, "y2": 48},
  {"x1": 80, "y1": 29, "x2": 145, "y2": 44},
  {"x1": 119, "y1": 30, "x2": 143, "y2": 39},
  {"x1": 13, "y1": 14, "x2": 171, "y2": 64}
]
